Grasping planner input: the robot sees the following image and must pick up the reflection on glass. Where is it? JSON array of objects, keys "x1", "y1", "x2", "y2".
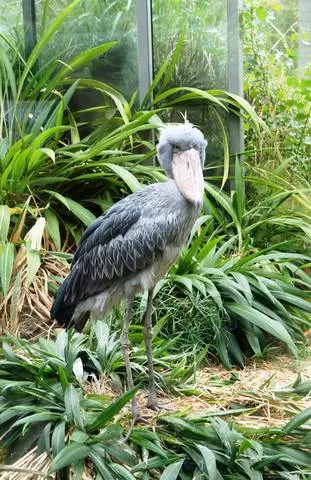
[
  {"x1": 152, "y1": 0, "x2": 227, "y2": 90},
  {"x1": 35, "y1": 0, "x2": 139, "y2": 98},
  {"x1": 0, "y1": 0, "x2": 23, "y2": 40},
  {"x1": 152, "y1": 0, "x2": 228, "y2": 166}
]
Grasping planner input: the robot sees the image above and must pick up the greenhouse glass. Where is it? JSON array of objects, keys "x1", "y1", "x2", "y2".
[
  {"x1": 0, "y1": 0, "x2": 245, "y2": 158},
  {"x1": 152, "y1": 0, "x2": 232, "y2": 163}
]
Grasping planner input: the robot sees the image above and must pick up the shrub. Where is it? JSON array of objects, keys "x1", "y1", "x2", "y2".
[{"x1": 1, "y1": 325, "x2": 310, "y2": 479}]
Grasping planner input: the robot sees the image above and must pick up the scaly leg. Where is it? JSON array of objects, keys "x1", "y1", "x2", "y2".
[
  {"x1": 121, "y1": 295, "x2": 140, "y2": 420},
  {"x1": 144, "y1": 288, "x2": 158, "y2": 410}
]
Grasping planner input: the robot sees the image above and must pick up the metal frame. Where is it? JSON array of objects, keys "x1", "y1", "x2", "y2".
[
  {"x1": 136, "y1": 0, "x2": 154, "y2": 105},
  {"x1": 299, "y1": 0, "x2": 311, "y2": 73},
  {"x1": 22, "y1": 0, "x2": 37, "y2": 61}
]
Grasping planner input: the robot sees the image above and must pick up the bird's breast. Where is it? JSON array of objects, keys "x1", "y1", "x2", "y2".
[{"x1": 123, "y1": 244, "x2": 181, "y2": 296}]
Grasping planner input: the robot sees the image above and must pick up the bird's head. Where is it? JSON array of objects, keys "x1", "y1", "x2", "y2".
[{"x1": 156, "y1": 122, "x2": 207, "y2": 206}]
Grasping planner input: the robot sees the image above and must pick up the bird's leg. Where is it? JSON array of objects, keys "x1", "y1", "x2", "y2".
[
  {"x1": 121, "y1": 295, "x2": 141, "y2": 421},
  {"x1": 144, "y1": 288, "x2": 158, "y2": 410}
]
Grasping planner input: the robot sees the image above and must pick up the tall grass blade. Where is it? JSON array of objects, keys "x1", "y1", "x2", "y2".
[
  {"x1": 0, "y1": 205, "x2": 10, "y2": 241},
  {"x1": 0, "y1": 242, "x2": 15, "y2": 295},
  {"x1": 46, "y1": 191, "x2": 96, "y2": 227},
  {"x1": 227, "y1": 304, "x2": 298, "y2": 356}
]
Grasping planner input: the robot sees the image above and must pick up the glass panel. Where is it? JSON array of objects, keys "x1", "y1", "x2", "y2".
[
  {"x1": 0, "y1": 0, "x2": 23, "y2": 39},
  {"x1": 35, "y1": 0, "x2": 139, "y2": 98},
  {"x1": 152, "y1": 0, "x2": 227, "y2": 89},
  {"x1": 152, "y1": 0, "x2": 228, "y2": 166}
]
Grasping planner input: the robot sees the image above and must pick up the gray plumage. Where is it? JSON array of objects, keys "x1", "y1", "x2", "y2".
[
  {"x1": 51, "y1": 123, "x2": 207, "y2": 331},
  {"x1": 51, "y1": 122, "x2": 207, "y2": 416},
  {"x1": 52, "y1": 180, "x2": 199, "y2": 328}
]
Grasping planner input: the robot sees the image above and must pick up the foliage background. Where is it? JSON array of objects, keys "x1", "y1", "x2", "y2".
[{"x1": 0, "y1": 0, "x2": 310, "y2": 477}]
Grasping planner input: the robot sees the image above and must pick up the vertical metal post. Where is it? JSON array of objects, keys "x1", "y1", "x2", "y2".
[
  {"x1": 299, "y1": 0, "x2": 311, "y2": 73},
  {"x1": 136, "y1": 0, "x2": 154, "y2": 106},
  {"x1": 22, "y1": 0, "x2": 37, "y2": 61},
  {"x1": 227, "y1": 0, "x2": 244, "y2": 186}
]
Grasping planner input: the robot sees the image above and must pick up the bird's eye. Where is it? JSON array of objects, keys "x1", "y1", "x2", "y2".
[{"x1": 173, "y1": 145, "x2": 180, "y2": 151}]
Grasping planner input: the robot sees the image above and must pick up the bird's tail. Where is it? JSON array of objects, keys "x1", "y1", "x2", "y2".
[{"x1": 51, "y1": 277, "x2": 81, "y2": 329}]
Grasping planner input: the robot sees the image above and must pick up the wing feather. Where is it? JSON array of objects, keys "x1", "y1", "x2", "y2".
[
  {"x1": 59, "y1": 201, "x2": 177, "y2": 308},
  {"x1": 50, "y1": 183, "x2": 189, "y2": 329}
]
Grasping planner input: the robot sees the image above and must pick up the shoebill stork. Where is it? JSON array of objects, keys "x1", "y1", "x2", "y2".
[{"x1": 51, "y1": 122, "x2": 207, "y2": 419}]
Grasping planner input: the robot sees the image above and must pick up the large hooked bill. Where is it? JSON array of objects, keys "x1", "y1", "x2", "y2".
[{"x1": 172, "y1": 148, "x2": 204, "y2": 207}]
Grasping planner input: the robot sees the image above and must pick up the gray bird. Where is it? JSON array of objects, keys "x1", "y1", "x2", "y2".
[{"x1": 51, "y1": 122, "x2": 207, "y2": 420}]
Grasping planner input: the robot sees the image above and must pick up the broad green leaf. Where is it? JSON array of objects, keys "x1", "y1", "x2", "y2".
[
  {"x1": 256, "y1": 6, "x2": 267, "y2": 21},
  {"x1": 64, "y1": 385, "x2": 84, "y2": 429},
  {"x1": 215, "y1": 331, "x2": 231, "y2": 370},
  {"x1": 227, "y1": 334, "x2": 244, "y2": 368},
  {"x1": 196, "y1": 445, "x2": 217, "y2": 480},
  {"x1": 17, "y1": 0, "x2": 82, "y2": 98},
  {"x1": 88, "y1": 386, "x2": 139, "y2": 432},
  {"x1": 153, "y1": 87, "x2": 226, "y2": 109},
  {"x1": 163, "y1": 34, "x2": 185, "y2": 88},
  {"x1": 105, "y1": 163, "x2": 142, "y2": 192},
  {"x1": 110, "y1": 463, "x2": 136, "y2": 480},
  {"x1": 30, "y1": 126, "x2": 70, "y2": 149},
  {"x1": 171, "y1": 275, "x2": 193, "y2": 293},
  {"x1": 13, "y1": 412, "x2": 60, "y2": 427},
  {"x1": 0, "y1": 242, "x2": 15, "y2": 295},
  {"x1": 142, "y1": 57, "x2": 171, "y2": 107},
  {"x1": 231, "y1": 272, "x2": 252, "y2": 304},
  {"x1": 227, "y1": 304, "x2": 298, "y2": 356},
  {"x1": 204, "y1": 181, "x2": 243, "y2": 246},
  {"x1": 38, "y1": 148, "x2": 55, "y2": 163},
  {"x1": 49, "y1": 443, "x2": 90, "y2": 473},
  {"x1": 46, "y1": 42, "x2": 117, "y2": 95},
  {"x1": 51, "y1": 422, "x2": 66, "y2": 457},
  {"x1": 92, "y1": 442, "x2": 137, "y2": 467},
  {"x1": 45, "y1": 209, "x2": 61, "y2": 250},
  {"x1": 46, "y1": 191, "x2": 96, "y2": 226},
  {"x1": 132, "y1": 456, "x2": 179, "y2": 473},
  {"x1": 283, "y1": 407, "x2": 311, "y2": 434},
  {"x1": 160, "y1": 459, "x2": 184, "y2": 480},
  {"x1": 70, "y1": 78, "x2": 130, "y2": 124},
  {"x1": 0, "y1": 205, "x2": 10, "y2": 241},
  {"x1": 73, "y1": 358, "x2": 84, "y2": 382},
  {"x1": 130, "y1": 435, "x2": 168, "y2": 458},
  {"x1": 39, "y1": 0, "x2": 49, "y2": 36},
  {"x1": 89, "y1": 452, "x2": 115, "y2": 480},
  {"x1": 209, "y1": 89, "x2": 267, "y2": 132},
  {"x1": 29, "y1": 176, "x2": 69, "y2": 186}
]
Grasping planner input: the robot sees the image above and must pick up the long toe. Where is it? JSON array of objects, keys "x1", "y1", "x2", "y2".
[
  {"x1": 134, "y1": 413, "x2": 151, "y2": 424},
  {"x1": 146, "y1": 395, "x2": 160, "y2": 411}
]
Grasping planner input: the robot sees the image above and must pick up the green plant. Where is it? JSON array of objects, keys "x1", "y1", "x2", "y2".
[
  {"x1": 0, "y1": 201, "x2": 72, "y2": 334},
  {"x1": 243, "y1": 0, "x2": 311, "y2": 184},
  {"x1": 160, "y1": 236, "x2": 311, "y2": 367},
  {"x1": 1, "y1": 326, "x2": 311, "y2": 479},
  {"x1": 129, "y1": 158, "x2": 309, "y2": 367},
  {"x1": 202, "y1": 158, "x2": 311, "y2": 252}
]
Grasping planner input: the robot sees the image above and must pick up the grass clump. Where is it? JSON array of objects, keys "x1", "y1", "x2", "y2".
[
  {"x1": 151, "y1": 284, "x2": 226, "y2": 359},
  {"x1": 0, "y1": 323, "x2": 310, "y2": 479}
]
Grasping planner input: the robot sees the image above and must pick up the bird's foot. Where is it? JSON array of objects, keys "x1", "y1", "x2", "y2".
[
  {"x1": 133, "y1": 413, "x2": 151, "y2": 424},
  {"x1": 146, "y1": 401, "x2": 160, "y2": 411},
  {"x1": 146, "y1": 394, "x2": 160, "y2": 411}
]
